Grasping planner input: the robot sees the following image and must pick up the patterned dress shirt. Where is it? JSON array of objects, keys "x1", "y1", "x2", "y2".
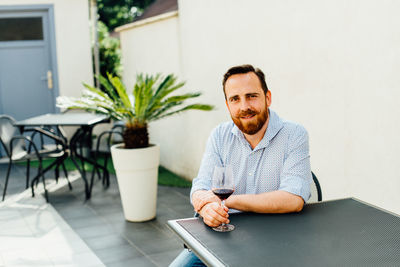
[{"x1": 190, "y1": 109, "x2": 312, "y2": 204}]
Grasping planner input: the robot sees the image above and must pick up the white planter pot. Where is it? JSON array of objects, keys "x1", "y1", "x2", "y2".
[{"x1": 111, "y1": 144, "x2": 160, "y2": 222}]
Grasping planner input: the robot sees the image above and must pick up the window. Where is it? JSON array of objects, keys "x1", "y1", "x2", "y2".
[{"x1": 0, "y1": 17, "x2": 43, "y2": 41}]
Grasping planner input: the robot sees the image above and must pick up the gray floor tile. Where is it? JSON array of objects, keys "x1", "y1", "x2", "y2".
[
  {"x1": 85, "y1": 233, "x2": 131, "y2": 250},
  {"x1": 121, "y1": 224, "x2": 171, "y2": 243},
  {"x1": 52, "y1": 205, "x2": 95, "y2": 220},
  {"x1": 94, "y1": 244, "x2": 144, "y2": 264},
  {"x1": 106, "y1": 255, "x2": 157, "y2": 267},
  {"x1": 148, "y1": 248, "x2": 184, "y2": 267},
  {"x1": 66, "y1": 214, "x2": 108, "y2": 229},
  {"x1": 74, "y1": 224, "x2": 115, "y2": 239},
  {"x1": 135, "y1": 236, "x2": 183, "y2": 255}
]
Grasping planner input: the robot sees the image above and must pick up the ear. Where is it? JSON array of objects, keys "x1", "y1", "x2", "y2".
[{"x1": 265, "y1": 91, "x2": 272, "y2": 108}]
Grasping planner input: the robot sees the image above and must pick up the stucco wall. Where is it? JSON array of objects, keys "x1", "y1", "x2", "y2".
[
  {"x1": 119, "y1": 13, "x2": 182, "y2": 89},
  {"x1": 118, "y1": 13, "x2": 204, "y2": 178},
  {"x1": 120, "y1": 0, "x2": 400, "y2": 215},
  {"x1": 0, "y1": 0, "x2": 94, "y2": 97}
]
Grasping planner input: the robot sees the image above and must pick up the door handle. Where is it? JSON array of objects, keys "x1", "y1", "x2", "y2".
[
  {"x1": 41, "y1": 70, "x2": 53, "y2": 89},
  {"x1": 47, "y1": 70, "x2": 53, "y2": 89}
]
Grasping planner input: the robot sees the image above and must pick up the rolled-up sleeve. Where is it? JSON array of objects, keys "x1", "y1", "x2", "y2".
[
  {"x1": 190, "y1": 127, "x2": 223, "y2": 204},
  {"x1": 279, "y1": 125, "x2": 312, "y2": 202}
]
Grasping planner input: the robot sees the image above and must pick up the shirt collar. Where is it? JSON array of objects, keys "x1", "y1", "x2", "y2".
[{"x1": 231, "y1": 109, "x2": 283, "y2": 151}]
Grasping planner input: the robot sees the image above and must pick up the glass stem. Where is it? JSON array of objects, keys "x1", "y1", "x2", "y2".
[{"x1": 221, "y1": 200, "x2": 227, "y2": 227}]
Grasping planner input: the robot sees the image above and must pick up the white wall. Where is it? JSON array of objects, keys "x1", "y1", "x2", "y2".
[
  {"x1": 119, "y1": 13, "x2": 182, "y2": 89},
  {"x1": 118, "y1": 13, "x2": 207, "y2": 179},
  {"x1": 0, "y1": 0, "x2": 94, "y2": 97},
  {"x1": 120, "y1": 0, "x2": 400, "y2": 215}
]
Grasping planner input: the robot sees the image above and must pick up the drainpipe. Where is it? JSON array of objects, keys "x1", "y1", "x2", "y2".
[{"x1": 89, "y1": 0, "x2": 100, "y2": 89}]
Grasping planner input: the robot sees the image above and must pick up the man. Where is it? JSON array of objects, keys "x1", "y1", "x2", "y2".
[{"x1": 170, "y1": 64, "x2": 311, "y2": 266}]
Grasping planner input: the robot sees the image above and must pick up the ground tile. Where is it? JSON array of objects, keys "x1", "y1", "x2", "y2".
[
  {"x1": 49, "y1": 250, "x2": 105, "y2": 267},
  {"x1": 85, "y1": 233, "x2": 131, "y2": 250},
  {"x1": 135, "y1": 236, "x2": 183, "y2": 255},
  {"x1": 52, "y1": 205, "x2": 96, "y2": 220},
  {"x1": 106, "y1": 255, "x2": 157, "y2": 267},
  {"x1": 94, "y1": 244, "x2": 144, "y2": 264},
  {"x1": 148, "y1": 248, "x2": 183, "y2": 267},
  {"x1": 0, "y1": 208, "x2": 20, "y2": 221},
  {"x1": 74, "y1": 224, "x2": 115, "y2": 239},
  {"x1": 0, "y1": 224, "x2": 34, "y2": 237},
  {"x1": 2, "y1": 247, "x2": 53, "y2": 266},
  {"x1": 65, "y1": 214, "x2": 108, "y2": 229}
]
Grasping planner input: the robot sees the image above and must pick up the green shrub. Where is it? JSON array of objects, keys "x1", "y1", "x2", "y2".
[{"x1": 98, "y1": 21, "x2": 122, "y2": 78}]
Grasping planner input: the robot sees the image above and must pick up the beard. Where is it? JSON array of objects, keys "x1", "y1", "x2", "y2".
[{"x1": 231, "y1": 106, "x2": 268, "y2": 135}]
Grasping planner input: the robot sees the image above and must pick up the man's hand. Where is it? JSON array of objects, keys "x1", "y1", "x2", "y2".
[
  {"x1": 192, "y1": 190, "x2": 221, "y2": 213},
  {"x1": 199, "y1": 202, "x2": 229, "y2": 227}
]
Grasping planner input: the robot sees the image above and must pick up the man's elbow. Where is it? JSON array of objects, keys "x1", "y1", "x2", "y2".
[{"x1": 293, "y1": 197, "x2": 304, "y2": 212}]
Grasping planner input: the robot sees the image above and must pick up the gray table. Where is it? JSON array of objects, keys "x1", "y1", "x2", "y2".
[
  {"x1": 16, "y1": 113, "x2": 109, "y2": 199},
  {"x1": 168, "y1": 198, "x2": 400, "y2": 266},
  {"x1": 16, "y1": 113, "x2": 108, "y2": 127}
]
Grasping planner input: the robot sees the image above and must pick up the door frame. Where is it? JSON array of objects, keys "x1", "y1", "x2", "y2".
[{"x1": 0, "y1": 4, "x2": 60, "y2": 114}]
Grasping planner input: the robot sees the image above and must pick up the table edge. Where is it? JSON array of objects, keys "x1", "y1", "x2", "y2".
[
  {"x1": 15, "y1": 113, "x2": 109, "y2": 126},
  {"x1": 167, "y1": 219, "x2": 226, "y2": 267},
  {"x1": 307, "y1": 197, "x2": 400, "y2": 218},
  {"x1": 351, "y1": 197, "x2": 400, "y2": 218}
]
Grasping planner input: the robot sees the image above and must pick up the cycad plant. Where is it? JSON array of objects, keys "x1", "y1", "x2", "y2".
[{"x1": 57, "y1": 73, "x2": 213, "y2": 148}]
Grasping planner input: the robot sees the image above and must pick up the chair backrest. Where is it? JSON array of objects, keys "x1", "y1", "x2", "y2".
[
  {"x1": 111, "y1": 121, "x2": 125, "y2": 143},
  {"x1": 308, "y1": 171, "x2": 322, "y2": 203},
  {"x1": 0, "y1": 115, "x2": 25, "y2": 158},
  {"x1": 95, "y1": 129, "x2": 124, "y2": 153}
]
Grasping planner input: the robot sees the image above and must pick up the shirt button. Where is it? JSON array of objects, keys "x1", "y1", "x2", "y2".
[{"x1": 249, "y1": 172, "x2": 252, "y2": 176}]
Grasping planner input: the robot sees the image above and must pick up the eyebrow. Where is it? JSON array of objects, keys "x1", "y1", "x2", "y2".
[
  {"x1": 246, "y1": 93, "x2": 259, "y2": 97},
  {"x1": 228, "y1": 92, "x2": 260, "y2": 101}
]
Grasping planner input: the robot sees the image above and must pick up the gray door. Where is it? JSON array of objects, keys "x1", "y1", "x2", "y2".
[{"x1": 0, "y1": 8, "x2": 57, "y2": 120}]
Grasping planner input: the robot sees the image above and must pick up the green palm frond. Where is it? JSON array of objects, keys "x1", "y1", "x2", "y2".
[
  {"x1": 145, "y1": 76, "x2": 186, "y2": 117},
  {"x1": 56, "y1": 73, "x2": 214, "y2": 130},
  {"x1": 98, "y1": 75, "x2": 120, "y2": 103},
  {"x1": 107, "y1": 73, "x2": 132, "y2": 110}
]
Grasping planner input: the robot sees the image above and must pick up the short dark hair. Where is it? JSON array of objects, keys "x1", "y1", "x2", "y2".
[{"x1": 222, "y1": 64, "x2": 268, "y2": 98}]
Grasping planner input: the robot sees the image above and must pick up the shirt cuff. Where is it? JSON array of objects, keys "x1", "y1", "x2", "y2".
[{"x1": 279, "y1": 177, "x2": 311, "y2": 202}]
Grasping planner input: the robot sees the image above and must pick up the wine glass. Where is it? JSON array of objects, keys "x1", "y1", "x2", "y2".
[{"x1": 211, "y1": 165, "x2": 235, "y2": 232}]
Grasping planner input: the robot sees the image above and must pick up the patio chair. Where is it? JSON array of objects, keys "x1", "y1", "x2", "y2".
[
  {"x1": 309, "y1": 171, "x2": 322, "y2": 202},
  {"x1": 89, "y1": 125, "x2": 124, "y2": 193},
  {"x1": 29, "y1": 125, "x2": 69, "y2": 185},
  {"x1": 0, "y1": 115, "x2": 71, "y2": 201}
]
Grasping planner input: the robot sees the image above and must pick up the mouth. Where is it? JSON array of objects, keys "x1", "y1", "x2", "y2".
[{"x1": 240, "y1": 114, "x2": 256, "y2": 120}]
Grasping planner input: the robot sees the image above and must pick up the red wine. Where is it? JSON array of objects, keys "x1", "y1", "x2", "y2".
[{"x1": 212, "y1": 188, "x2": 234, "y2": 200}]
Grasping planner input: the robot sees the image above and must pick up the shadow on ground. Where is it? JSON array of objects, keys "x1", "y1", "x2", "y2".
[{"x1": 0, "y1": 164, "x2": 194, "y2": 267}]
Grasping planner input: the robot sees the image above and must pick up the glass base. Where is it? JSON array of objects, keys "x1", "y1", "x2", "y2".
[{"x1": 212, "y1": 223, "x2": 235, "y2": 232}]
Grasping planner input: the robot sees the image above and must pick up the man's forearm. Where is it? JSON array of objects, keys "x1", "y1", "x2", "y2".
[{"x1": 225, "y1": 190, "x2": 304, "y2": 213}]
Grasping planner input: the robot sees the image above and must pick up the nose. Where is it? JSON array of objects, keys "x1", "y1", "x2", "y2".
[{"x1": 240, "y1": 99, "x2": 251, "y2": 111}]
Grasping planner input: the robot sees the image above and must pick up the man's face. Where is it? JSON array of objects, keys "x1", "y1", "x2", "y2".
[{"x1": 224, "y1": 72, "x2": 271, "y2": 135}]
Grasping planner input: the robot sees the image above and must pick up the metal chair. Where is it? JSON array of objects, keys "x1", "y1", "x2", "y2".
[
  {"x1": 0, "y1": 115, "x2": 70, "y2": 201},
  {"x1": 89, "y1": 125, "x2": 124, "y2": 194},
  {"x1": 30, "y1": 125, "x2": 69, "y2": 185},
  {"x1": 309, "y1": 171, "x2": 322, "y2": 203}
]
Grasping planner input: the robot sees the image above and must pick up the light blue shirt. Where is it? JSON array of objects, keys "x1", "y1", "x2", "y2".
[{"x1": 191, "y1": 109, "x2": 311, "y2": 203}]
